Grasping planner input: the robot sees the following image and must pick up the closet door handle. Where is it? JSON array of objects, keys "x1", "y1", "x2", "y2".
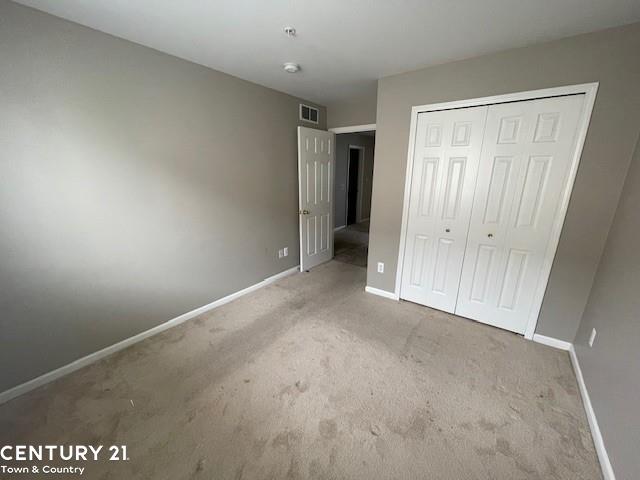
[
  {"x1": 445, "y1": 228, "x2": 451, "y2": 233},
  {"x1": 487, "y1": 233, "x2": 494, "y2": 238}
]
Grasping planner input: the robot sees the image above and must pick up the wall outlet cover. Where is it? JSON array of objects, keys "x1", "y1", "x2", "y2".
[
  {"x1": 283, "y1": 247, "x2": 288, "y2": 257},
  {"x1": 377, "y1": 262, "x2": 384, "y2": 273}
]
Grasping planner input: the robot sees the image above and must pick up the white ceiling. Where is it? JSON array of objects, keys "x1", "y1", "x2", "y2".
[{"x1": 15, "y1": 0, "x2": 640, "y2": 106}]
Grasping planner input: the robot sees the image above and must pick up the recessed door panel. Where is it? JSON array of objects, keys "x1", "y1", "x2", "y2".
[
  {"x1": 306, "y1": 217, "x2": 316, "y2": 255},
  {"x1": 325, "y1": 161, "x2": 331, "y2": 202},
  {"x1": 425, "y1": 124, "x2": 442, "y2": 147},
  {"x1": 514, "y1": 155, "x2": 551, "y2": 228},
  {"x1": 320, "y1": 214, "x2": 330, "y2": 252},
  {"x1": 409, "y1": 234, "x2": 430, "y2": 287},
  {"x1": 400, "y1": 106, "x2": 488, "y2": 313},
  {"x1": 441, "y1": 157, "x2": 467, "y2": 220},
  {"x1": 319, "y1": 163, "x2": 325, "y2": 202},
  {"x1": 497, "y1": 249, "x2": 529, "y2": 311},
  {"x1": 456, "y1": 94, "x2": 585, "y2": 333},
  {"x1": 469, "y1": 244, "x2": 496, "y2": 303},
  {"x1": 483, "y1": 156, "x2": 513, "y2": 225},
  {"x1": 533, "y1": 112, "x2": 561, "y2": 143},
  {"x1": 432, "y1": 238, "x2": 453, "y2": 294},
  {"x1": 452, "y1": 122, "x2": 472, "y2": 146},
  {"x1": 418, "y1": 158, "x2": 439, "y2": 217},
  {"x1": 305, "y1": 162, "x2": 312, "y2": 204},
  {"x1": 497, "y1": 116, "x2": 523, "y2": 144}
]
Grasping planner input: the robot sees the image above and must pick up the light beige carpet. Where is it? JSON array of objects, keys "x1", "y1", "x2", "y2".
[{"x1": 0, "y1": 261, "x2": 601, "y2": 479}]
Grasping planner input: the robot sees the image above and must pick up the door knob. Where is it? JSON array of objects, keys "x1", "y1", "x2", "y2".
[
  {"x1": 487, "y1": 233, "x2": 494, "y2": 238},
  {"x1": 445, "y1": 228, "x2": 451, "y2": 233},
  {"x1": 299, "y1": 209, "x2": 310, "y2": 215}
]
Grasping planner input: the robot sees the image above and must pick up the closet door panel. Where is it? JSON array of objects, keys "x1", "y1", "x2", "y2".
[
  {"x1": 400, "y1": 106, "x2": 487, "y2": 312},
  {"x1": 456, "y1": 95, "x2": 585, "y2": 333}
]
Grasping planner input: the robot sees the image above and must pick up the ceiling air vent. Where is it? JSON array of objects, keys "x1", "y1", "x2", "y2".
[{"x1": 300, "y1": 104, "x2": 319, "y2": 124}]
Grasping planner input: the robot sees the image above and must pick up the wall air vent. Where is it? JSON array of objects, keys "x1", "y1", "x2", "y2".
[{"x1": 300, "y1": 104, "x2": 319, "y2": 124}]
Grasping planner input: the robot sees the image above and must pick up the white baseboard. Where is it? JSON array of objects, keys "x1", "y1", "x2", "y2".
[
  {"x1": 334, "y1": 225, "x2": 346, "y2": 232},
  {"x1": 0, "y1": 265, "x2": 300, "y2": 405},
  {"x1": 569, "y1": 345, "x2": 616, "y2": 480},
  {"x1": 365, "y1": 286, "x2": 399, "y2": 301},
  {"x1": 532, "y1": 333, "x2": 572, "y2": 351},
  {"x1": 515, "y1": 333, "x2": 615, "y2": 479}
]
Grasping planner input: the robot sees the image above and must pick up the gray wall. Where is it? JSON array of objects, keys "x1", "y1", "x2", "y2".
[
  {"x1": 573, "y1": 135, "x2": 640, "y2": 480},
  {"x1": 326, "y1": 84, "x2": 377, "y2": 129},
  {"x1": 0, "y1": 1, "x2": 325, "y2": 392},
  {"x1": 334, "y1": 133, "x2": 376, "y2": 228},
  {"x1": 367, "y1": 22, "x2": 640, "y2": 342}
]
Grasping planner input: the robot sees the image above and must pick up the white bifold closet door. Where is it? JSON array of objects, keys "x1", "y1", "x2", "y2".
[
  {"x1": 456, "y1": 95, "x2": 584, "y2": 334},
  {"x1": 400, "y1": 106, "x2": 488, "y2": 313},
  {"x1": 401, "y1": 94, "x2": 585, "y2": 334}
]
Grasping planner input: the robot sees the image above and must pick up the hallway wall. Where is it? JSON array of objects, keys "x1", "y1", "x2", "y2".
[{"x1": 334, "y1": 133, "x2": 376, "y2": 229}]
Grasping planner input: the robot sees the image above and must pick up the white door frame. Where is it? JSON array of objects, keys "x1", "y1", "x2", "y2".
[
  {"x1": 346, "y1": 145, "x2": 365, "y2": 225},
  {"x1": 394, "y1": 83, "x2": 598, "y2": 340},
  {"x1": 329, "y1": 123, "x2": 376, "y2": 134}
]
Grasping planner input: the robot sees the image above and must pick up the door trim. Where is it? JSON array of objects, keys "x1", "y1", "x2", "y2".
[
  {"x1": 329, "y1": 123, "x2": 376, "y2": 134},
  {"x1": 394, "y1": 83, "x2": 599, "y2": 340}
]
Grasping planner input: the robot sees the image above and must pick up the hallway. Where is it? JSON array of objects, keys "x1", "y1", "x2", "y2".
[{"x1": 334, "y1": 220, "x2": 369, "y2": 268}]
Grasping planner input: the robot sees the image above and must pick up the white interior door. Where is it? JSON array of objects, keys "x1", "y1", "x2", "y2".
[
  {"x1": 455, "y1": 95, "x2": 585, "y2": 333},
  {"x1": 400, "y1": 106, "x2": 488, "y2": 312},
  {"x1": 298, "y1": 126, "x2": 335, "y2": 271}
]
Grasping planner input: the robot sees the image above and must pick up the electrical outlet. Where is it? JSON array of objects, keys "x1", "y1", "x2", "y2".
[
  {"x1": 377, "y1": 262, "x2": 384, "y2": 273},
  {"x1": 278, "y1": 249, "x2": 284, "y2": 259},
  {"x1": 588, "y1": 328, "x2": 597, "y2": 347},
  {"x1": 283, "y1": 247, "x2": 288, "y2": 257}
]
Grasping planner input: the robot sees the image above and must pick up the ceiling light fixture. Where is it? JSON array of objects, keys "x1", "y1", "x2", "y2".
[
  {"x1": 283, "y1": 26, "x2": 296, "y2": 37},
  {"x1": 283, "y1": 62, "x2": 300, "y2": 73}
]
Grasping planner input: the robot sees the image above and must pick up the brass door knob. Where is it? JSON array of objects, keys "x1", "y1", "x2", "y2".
[{"x1": 488, "y1": 233, "x2": 494, "y2": 238}]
